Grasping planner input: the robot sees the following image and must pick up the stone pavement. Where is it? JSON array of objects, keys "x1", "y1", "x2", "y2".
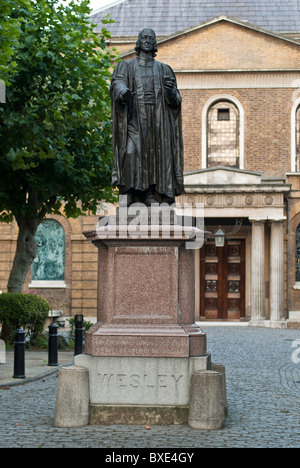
[
  {"x1": 0, "y1": 326, "x2": 300, "y2": 449},
  {"x1": 0, "y1": 350, "x2": 74, "y2": 387}
]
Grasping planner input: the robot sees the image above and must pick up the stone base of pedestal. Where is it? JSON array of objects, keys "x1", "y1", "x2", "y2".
[
  {"x1": 74, "y1": 353, "x2": 211, "y2": 425},
  {"x1": 89, "y1": 405, "x2": 189, "y2": 426}
]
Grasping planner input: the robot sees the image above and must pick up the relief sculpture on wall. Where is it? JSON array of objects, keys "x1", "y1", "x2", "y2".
[{"x1": 32, "y1": 219, "x2": 65, "y2": 282}]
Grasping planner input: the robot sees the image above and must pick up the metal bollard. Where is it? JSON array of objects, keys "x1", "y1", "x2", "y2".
[
  {"x1": 48, "y1": 322, "x2": 59, "y2": 366},
  {"x1": 13, "y1": 329, "x2": 26, "y2": 379},
  {"x1": 74, "y1": 314, "x2": 84, "y2": 356}
]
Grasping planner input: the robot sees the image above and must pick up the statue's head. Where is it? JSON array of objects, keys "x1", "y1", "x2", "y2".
[{"x1": 135, "y1": 28, "x2": 158, "y2": 57}]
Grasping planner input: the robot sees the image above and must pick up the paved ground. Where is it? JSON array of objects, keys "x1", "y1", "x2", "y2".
[
  {"x1": 0, "y1": 326, "x2": 300, "y2": 449},
  {"x1": 0, "y1": 350, "x2": 74, "y2": 387}
]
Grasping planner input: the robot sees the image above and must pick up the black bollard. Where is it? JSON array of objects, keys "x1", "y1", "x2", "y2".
[
  {"x1": 48, "y1": 322, "x2": 59, "y2": 366},
  {"x1": 74, "y1": 314, "x2": 84, "y2": 356},
  {"x1": 13, "y1": 329, "x2": 26, "y2": 379}
]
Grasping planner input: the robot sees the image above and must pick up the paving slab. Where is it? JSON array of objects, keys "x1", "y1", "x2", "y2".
[{"x1": 0, "y1": 350, "x2": 74, "y2": 387}]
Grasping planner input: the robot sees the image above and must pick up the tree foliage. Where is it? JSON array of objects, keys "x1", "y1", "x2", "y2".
[
  {"x1": 1, "y1": 0, "x2": 117, "y2": 222},
  {"x1": 0, "y1": 0, "x2": 30, "y2": 83},
  {"x1": 0, "y1": 0, "x2": 118, "y2": 292}
]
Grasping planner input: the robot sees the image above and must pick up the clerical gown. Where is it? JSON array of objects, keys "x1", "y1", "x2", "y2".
[{"x1": 110, "y1": 57, "x2": 184, "y2": 201}]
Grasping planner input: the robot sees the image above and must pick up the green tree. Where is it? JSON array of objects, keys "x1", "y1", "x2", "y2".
[
  {"x1": 0, "y1": 0, "x2": 117, "y2": 293},
  {"x1": 0, "y1": 0, "x2": 30, "y2": 84}
]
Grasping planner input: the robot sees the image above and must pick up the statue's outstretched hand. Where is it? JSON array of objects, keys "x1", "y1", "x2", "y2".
[{"x1": 119, "y1": 88, "x2": 131, "y2": 104}]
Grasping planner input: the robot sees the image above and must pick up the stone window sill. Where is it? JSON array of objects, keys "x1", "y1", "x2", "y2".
[{"x1": 29, "y1": 281, "x2": 67, "y2": 289}]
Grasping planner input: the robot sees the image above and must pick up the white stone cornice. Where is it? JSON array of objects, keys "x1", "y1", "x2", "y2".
[
  {"x1": 177, "y1": 72, "x2": 300, "y2": 90},
  {"x1": 249, "y1": 217, "x2": 268, "y2": 223}
]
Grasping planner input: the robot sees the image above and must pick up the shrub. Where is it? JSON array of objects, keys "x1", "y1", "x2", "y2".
[
  {"x1": 67, "y1": 317, "x2": 93, "y2": 350},
  {"x1": 0, "y1": 293, "x2": 49, "y2": 345},
  {"x1": 67, "y1": 317, "x2": 93, "y2": 335}
]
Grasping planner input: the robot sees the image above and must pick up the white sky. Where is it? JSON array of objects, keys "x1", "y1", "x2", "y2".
[
  {"x1": 59, "y1": 0, "x2": 119, "y2": 13},
  {"x1": 88, "y1": 0, "x2": 118, "y2": 12}
]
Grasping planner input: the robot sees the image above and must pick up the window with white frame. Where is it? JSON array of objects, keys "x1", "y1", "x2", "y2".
[
  {"x1": 296, "y1": 106, "x2": 300, "y2": 172},
  {"x1": 296, "y1": 224, "x2": 300, "y2": 283},
  {"x1": 290, "y1": 98, "x2": 300, "y2": 172},
  {"x1": 207, "y1": 100, "x2": 240, "y2": 168}
]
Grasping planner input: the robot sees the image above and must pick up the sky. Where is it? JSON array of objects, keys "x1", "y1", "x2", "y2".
[
  {"x1": 88, "y1": 0, "x2": 119, "y2": 12},
  {"x1": 60, "y1": 0, "x2": 121, "y2": 12}
]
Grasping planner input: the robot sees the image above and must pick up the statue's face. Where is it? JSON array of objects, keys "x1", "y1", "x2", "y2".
[{"x1": 139, "y1": 29, "x2": 156, "y2": 53}]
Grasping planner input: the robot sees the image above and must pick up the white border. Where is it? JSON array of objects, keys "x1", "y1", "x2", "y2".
[
  {"x1": 290, "y1": 97, "x2": 300, "y2": 172},
  {"x1": 29, "y1": 281, "x2": 67, "y2": 289},
  {"x1": 201, "y1": 94, "x2": 245, "y2": 170}
]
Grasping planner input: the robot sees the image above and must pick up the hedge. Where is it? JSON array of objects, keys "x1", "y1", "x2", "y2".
[{"x1": 0, "y1": 293, "x2": 49, "y2": 345}]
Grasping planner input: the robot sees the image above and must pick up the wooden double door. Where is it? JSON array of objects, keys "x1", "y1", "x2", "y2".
[{"x1": 200, "y1": 240, "x2": 245, "y2": 320}]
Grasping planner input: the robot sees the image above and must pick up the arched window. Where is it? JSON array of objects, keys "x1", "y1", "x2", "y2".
[
  {"x1": 32, "y1": 219, "x2": 65, "y2": 282},
  {"x1": 202, "y1": 95, "x2": 244, "y2": 169},
  {"x1": 296, "y1": 224, "x2": 300, "y2": 283},
  {"x1": 295, "y1": 106, "x2": 300, "y2": 172},
  {"x1": 290, "y1": 98, "x2": 300, "y2": 172},
  {"x1": 207, "y1": 100, "x2": 240, "y2": 168}
]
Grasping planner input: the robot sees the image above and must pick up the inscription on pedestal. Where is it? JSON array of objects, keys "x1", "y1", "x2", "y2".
[
  {"x1": 98, "y1": 372, "x2": 184, "y2": 389},
  {"x1": 75, "y1": 354, "x2": 210, "y2": 406}
]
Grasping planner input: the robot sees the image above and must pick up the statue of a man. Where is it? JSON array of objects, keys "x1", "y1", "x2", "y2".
[{"x1": 110, "y1": 28, "x2": 185, "y2": 206}]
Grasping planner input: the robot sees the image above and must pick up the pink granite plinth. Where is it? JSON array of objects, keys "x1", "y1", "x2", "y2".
[{"x1": 84, "y1": 219, "x2": 206, "y2": 358}]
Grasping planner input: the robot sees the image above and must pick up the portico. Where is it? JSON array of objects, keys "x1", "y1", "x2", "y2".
[{"x1": 180, "y1": 166, "x2": 290, "y2": 327}]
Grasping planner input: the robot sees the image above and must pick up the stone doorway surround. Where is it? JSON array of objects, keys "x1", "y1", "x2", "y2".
[{"x1": 179, "y1": 166, "x2": 290, "y2": 328}]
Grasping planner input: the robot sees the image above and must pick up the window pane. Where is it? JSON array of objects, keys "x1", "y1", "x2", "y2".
[
  {"x1": 296, "y1": 106, "x2": 300, "y2": 172},
  {"x1": 218, "y1": 109, "x2": 230, "y2": 121},
  {"x1": 296, "y1": 225, "x2": 300, "y2": 282},
  {"x1": 207, "y1": 101, "x2": 240, "y2": 168}
]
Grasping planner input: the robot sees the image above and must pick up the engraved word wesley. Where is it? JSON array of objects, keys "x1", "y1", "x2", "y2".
[{"x1": 98, "y1": 372, "x2": 184, "y2": 389}]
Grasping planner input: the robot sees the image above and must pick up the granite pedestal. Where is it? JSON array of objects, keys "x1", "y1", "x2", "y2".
[{"x1": 72, "y1": 210, "x2": 213, "y2": 425}]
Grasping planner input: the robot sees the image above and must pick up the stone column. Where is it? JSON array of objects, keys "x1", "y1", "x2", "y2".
[
  {"x1": 269, "y1": 219, "x2": 285, "y2": 323},
  {"x1": 250, "y1": 219, "x2": 266, "y2": 321}
]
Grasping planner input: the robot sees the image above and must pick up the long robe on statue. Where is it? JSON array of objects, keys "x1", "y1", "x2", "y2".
[{"x1": 110, "y1": 56, "x2": 185, "y2": 203}]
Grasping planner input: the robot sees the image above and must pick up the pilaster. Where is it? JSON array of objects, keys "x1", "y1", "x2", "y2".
[
  {"x1": 269, "y1": 219, "x2": 285, "y2": 322},
  {"x1": 250, "y1": 219, "x2": 266, "y2": 321}
]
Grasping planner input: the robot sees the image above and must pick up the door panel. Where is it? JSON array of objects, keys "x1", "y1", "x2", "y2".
[{"x1": 200, "y1": 240, "x2": 245, "y2": 320}]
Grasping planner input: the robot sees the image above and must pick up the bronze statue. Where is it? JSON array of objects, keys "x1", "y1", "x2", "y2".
[{"x1": 110, "y1": 28, "x2": 184, "y2": 206}]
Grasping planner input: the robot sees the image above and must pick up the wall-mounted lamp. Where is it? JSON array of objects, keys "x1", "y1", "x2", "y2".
[{"x1": 215, "y1": 228, "x2": 225, "y2": 247}]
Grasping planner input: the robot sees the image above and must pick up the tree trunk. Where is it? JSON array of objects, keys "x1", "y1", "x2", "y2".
[{"x1": 7, "y1": 216, "x2": 39, "y2": 294}]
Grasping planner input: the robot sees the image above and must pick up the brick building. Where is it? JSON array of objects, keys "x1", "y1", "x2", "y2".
[{"x1": 1, "y1": 0, "x2": 300, "y2": 327}]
